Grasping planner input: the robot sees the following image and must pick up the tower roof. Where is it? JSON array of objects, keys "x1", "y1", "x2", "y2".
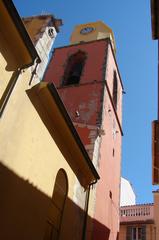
[
  {"x1": 22, "y1": 15, "x2": 62, "y2": 45},
  {"x1": 70, "y1": 20, "x2": 116, "y2": 53}
]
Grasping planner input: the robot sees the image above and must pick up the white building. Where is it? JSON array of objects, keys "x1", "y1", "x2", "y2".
[{"x1": 120, "y1": 177, "x2": 136, "y2": 206}]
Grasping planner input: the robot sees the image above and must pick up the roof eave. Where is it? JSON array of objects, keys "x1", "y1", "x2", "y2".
[{"x1": 2, "y1": 0, "x2": 41, "y2": 65}]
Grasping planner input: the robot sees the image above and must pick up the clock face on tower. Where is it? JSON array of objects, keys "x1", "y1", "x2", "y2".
[{"x1": 80, "y1": 27, "x2": 95, "y2": 35}]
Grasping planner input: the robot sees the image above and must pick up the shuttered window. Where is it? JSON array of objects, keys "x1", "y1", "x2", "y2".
[{"x1": 126, "y1": 226, "x2": 146, "y2": 240}]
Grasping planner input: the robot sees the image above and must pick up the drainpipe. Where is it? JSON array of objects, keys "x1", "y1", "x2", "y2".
[{"x1": 82, "y1": 180, "x2": 97, "y2": 240}]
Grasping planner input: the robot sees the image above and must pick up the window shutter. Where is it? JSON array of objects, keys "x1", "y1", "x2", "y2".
[
  {"x1": 142, "y1": 226, "x2": 146, "y2": 240},
  {"x1": 126, "y1": 226, "x2": 132, "y2": 240}
]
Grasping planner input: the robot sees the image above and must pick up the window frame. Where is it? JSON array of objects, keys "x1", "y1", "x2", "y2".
[{"x1": 126, "y1": 225, "x2": 146, "y2": 240}]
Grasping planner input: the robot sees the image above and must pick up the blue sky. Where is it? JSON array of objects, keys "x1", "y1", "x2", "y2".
[{"x1": 13, "y1": 0, "x2": 158, "y2": 203}]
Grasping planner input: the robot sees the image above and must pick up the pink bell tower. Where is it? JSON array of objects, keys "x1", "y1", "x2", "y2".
[{"x1": 44, "y1": 21, "x2": 124, "y2": 240}]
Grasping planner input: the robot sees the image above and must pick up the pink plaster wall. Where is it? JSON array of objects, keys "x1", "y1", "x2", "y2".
[
  {"x1": 106, "y1": 45, "x2": 123, "y2": 125},
  {"x1": 92, "y1": 41, "x2": 123, "y2": 240},
  {"x1": 57, "y1": 84, "x2": 103, "y2": 126},
  {"x1": 43, "y1": 39, "x2": 123, "y2": 240},
  {"x1": 44, "y1": 39, "x2": 109, "y2": 141},
  {"x1": 93, "y1": 88, "x2": 122, "y2": 240},
  {"x1": 44, "y1": 40, "x2": 108, "y2": 87}
]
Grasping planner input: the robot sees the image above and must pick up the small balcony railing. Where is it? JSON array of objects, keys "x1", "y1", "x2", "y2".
[{"x1": 120, "y1": 204, "x2": 154, "y2": 223}]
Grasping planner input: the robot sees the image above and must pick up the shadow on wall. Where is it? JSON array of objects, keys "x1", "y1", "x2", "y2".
[
  {"x1": 0, "y1": 162, "x2": 110, "y2": 240},
  {"x1": 0, "y1": 34, "x2": 18, "y2": 71},
  {"x1": 0, "y1": 162, "x2": 50, "y2": 240}
]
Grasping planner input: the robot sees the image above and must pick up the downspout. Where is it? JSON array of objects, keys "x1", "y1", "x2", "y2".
[{"x1": 82, "y1": 179, "x2": 97, "y2": 240}]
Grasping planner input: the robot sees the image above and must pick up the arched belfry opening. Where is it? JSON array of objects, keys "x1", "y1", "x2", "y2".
[
  {"x1": 113, "y1": 70, "x2": 118, "y2": 110},
  {"x1": 44, "y1": 169, "x2": 68, "y2": 240},
  {"x1": 63, "y1": 51, "x2": 86, "y2": 86}
]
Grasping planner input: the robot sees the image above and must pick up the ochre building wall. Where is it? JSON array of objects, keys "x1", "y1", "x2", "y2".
[
  {"x1": 0, "y1": 34, "x2": 17, "y2": 100},
  {"x1": 0, "y1": 67, "x2": 87, "y2": 240}
]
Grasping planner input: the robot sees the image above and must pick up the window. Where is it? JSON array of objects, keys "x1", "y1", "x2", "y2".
[
  {"x1": 126, "y1": 226, "x2": 146, "y2": 240},
  {"x1": 109, "y1": 191, "x2": 112, "y2": 199},
  {"x1": 48, "y1": 28, "x2": 55, "y2": 38},
  {"x1": 44, "y1": 169, "x2": 68, "y2": 240},
  {"x1": 112, "y1": 71, "x2": 118, "y2": 110},
  {"x1": 112, "y1": 148, "x2": 115, "y2": 157},
  {"x1": 63, "y1": 51, "x2": 86, "y2": 86}
]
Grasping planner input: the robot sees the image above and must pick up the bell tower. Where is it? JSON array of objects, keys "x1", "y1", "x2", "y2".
[{"x1": 44, "y1": 21, "x2": 124, "y2": 240}]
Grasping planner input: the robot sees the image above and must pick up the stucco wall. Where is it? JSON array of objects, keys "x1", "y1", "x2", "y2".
[
  {"x1": 92, "y1": 42, "x2": 123, "y2": 240},
  {"x1": 92, "y1": 86, "x2": 122, "y2": 240},
  {"x1": 44, "y1": 39, "x2": 108, "y2": 87},
  {"x1": 23, "y1": 16, "x2": 58, "y2": 82},
  {"x1": 43, "y1": 38, "x2": 123, "y2": 240},
  {"x1": 105, "y1": 44, "x2": 123, "y2": 125},
  {"x1": 154, "y1": 192, "x2": 159, "y2": 240},
  {"x1": 0, "y1": 68, "x2": 86, "y2": 240},
  {"x1": 119, "y1": 225, "x2": 126, "y2": 240},
  {"x1": 119, "y1": 224, "x2": 155, "y2": 240},
  {"x1": 0, "y1": 34, "x2": 17, "y2": 100}
]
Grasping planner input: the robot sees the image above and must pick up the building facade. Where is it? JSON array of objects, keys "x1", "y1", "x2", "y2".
[
  {"x1": 151, "y1": 0, "x2": 159, "y2": 185},
  {"x1": 0, "y1": 1, "x2": 100, "y2": 240},
  {"x1": 44, "y1": 21, "x2": 124, "y2": 240},
  {"x1": 120, "y1": 177, "x2": 136, "y2": 207},
  {"x1": 120, "y1": 203, "x2": 154, "y2": 240},
  {"x1": 119, "y1": 190, "x2": 159, "y2": 240},
  {"x1": 23, "y1": 15, "x2": 62, "y2": 81}
]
